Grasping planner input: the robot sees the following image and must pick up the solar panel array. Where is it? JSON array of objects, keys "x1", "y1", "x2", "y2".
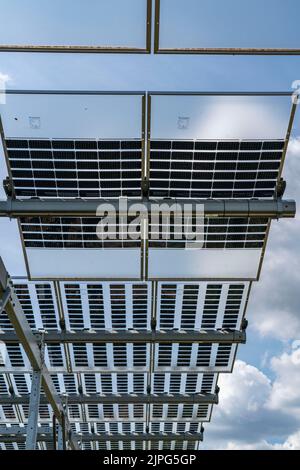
[
  {"x1": 0, "y1": 91, "x2": 294, "y2": 450},
  {"x1": 149, "y1": 140, "x2": 284, "y2": 199},
  {"x1": 0, "y1": 280, "x2": 249, "y2": 448}
]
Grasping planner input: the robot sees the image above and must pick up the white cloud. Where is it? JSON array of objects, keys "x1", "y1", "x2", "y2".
[
  {"x1": 203, "y1": 351, "x2": 300, "y2": 450},
  {"x1": 287, "y1": 137, "x2": 300, "y2": 157},
  {"x1": 273, "y1": 431, "x2": 300, "y2": 450},
  {"x1": 0, "y1": 71, "x2": 12, "y2": 104},
  {"x1": 268, "y1": 347, "x2": 300, "y2": 416},
  {"x1": 248, "y1": 136, "x2": 300, "y2": 341}
]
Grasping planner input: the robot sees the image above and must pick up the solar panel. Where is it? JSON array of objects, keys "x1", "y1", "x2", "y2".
[
  {"x1": 149, "y1": 94, "x2": 292, "y2": 140},
  {"x1": 154, "y1": 342, "x2": 236, "y2": 372},
  {"x1": 17, "y1": 214, "x2": 269, "y2": 279},
  {"x1": 156, "y1": 282, "x2": 248, "y2": 329},
  {"x1": 149, "y1": 217, "x2": 269, "y2": 249},
  {"x1": 0, "y1": 279, "x2": 248, "y2": 332},
  {"x1": 7, "y1": 139, "x2": 142, "y2": 199},
  {"x1": 0, "y1": 0, "x2": 151, "y2": 52},
  {"x1": 0, "y1": 279, "x2": 240, "y2": 444},
  {"x1": 149, "y1": 140, "x2": 284, "y2": 199},
  {"x1": 155, "y1": 0, "x2": 300, "y2": 53}
]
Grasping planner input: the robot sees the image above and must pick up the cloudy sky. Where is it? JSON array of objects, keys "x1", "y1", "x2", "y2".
[{"x1": 0, "y1": 0, "x2": 300, "y2": 450}]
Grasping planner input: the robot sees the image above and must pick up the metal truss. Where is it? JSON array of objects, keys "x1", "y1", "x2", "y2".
[
  {"x1": 0, "y1": 392, "x2": 218, "y2": 405},
  {"x1": 0, "y1": 257, "x2": 79, "y2": 450},
  {"x1": 0, "y1": 427, "x2": 204, "y2": 443},
  {"x1": 0, "y1": 329, "x2": 246, "y2": 345},
  {"x1": 0, "y1": 198, "x2": 296, "y2": 219}
]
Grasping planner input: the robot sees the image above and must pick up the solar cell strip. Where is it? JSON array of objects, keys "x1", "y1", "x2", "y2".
[
  {"x1": 149, "y1": 140, "x2": 284, "y2": 199},
  {"x1": 148, "y1": 217, "x2": 269, "y2": 249},
  {"x1": 19, "y1": 217, "x2": 268, "y2": 249},
  {"x1": 6, "y1": 139, "x2": 143, "y2": 199}
]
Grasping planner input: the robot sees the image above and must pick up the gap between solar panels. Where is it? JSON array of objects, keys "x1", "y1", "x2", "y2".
[{"x1": 0, "y1": 90, "x2": 297, "y2": 282}]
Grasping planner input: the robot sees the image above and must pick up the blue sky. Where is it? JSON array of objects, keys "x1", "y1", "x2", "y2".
[{"x1": 0, "y1": 0, "x2": 300, "y2": 450}]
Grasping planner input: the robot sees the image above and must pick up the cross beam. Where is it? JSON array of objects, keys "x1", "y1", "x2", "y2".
[
  {"x1": 0, "y1": 428, "x2": 203, "y2": 443},
  {"x1": 0, "y1": 198, "x2": 295, "y2": 218},
  {"x1": 0, "y1": 329, "x2": 246, "y2": 344},
  {"x1": 0, "y1": 392, "x2": 218, "y2": 405}
]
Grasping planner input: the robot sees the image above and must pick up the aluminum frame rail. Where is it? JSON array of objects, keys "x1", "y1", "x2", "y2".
[
  {"x1": 0, "y1": 428, "x2": 204, "y2": 443},
  {"x1": 25, "y1": 370, "x2": 42, "y2": 450},
  {"x1": 0, "y1": 0, "x2": 152, "y2": 54},
  {"x1": 0, "y1": 198, "x2": 295, "y2": 218},
  {"x1": 0, "y1": 329, "x2": 246, "y2": 344},
  {"x1": 0, "y1": 256, "x2": 79, "y2": 450},
  {"x1": 0, "y1": 392, "x2": 218, "y2": 405}
]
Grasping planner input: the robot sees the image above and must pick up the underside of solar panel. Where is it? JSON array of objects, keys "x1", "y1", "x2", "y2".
[{"x1": 0, "y1": 90, "x2": 296, "y2": 451}]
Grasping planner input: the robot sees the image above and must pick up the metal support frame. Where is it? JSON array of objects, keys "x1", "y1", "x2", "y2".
[
  {"x1": 0, "y1": 329, "x2": 246, "y2": 344},
  {"x1": 57, "y1": 424, "x2": 64, "y2": 451},
  {"x1": 0, "y1": 0, "x2": 152, "y2": 54},
  {"x1": 0, "y1": 287, "x2": 10, "y2": 314},
  {"x1": 25, "y1": 370, "x2": 42, "y2": 450},
  {"x1": 0, "y1": 256, "x2": 79, "y2": 450},
  {"x1": 0, "y1": 428, "x2": 204, "y2": 443},
  {"x1": 0, "y1": 392, "x2": 218, "y2": 405},
  {"x1": 0, "y1": 198, "x2": 295, "y2": 219}
]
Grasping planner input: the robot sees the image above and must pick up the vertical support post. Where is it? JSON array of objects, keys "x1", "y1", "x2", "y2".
[
  {"x1": 57, "y1": 413, "x2": 66, "y2": 450},
  {"x1": 52, "y1": 414, "x2": 57, "y2": 450},
  {"x1": 57, "y1": 424, "x2": 64, "y2": 450},
  {"x1": 25, "y1": 370, "x2": 42, "y2": 450}
]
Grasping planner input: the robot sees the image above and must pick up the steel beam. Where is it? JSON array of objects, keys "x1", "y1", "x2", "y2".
[
  {"x1": 25, "y1": 370, "x2": 42, "y2": 450},
  {"x1": 0, "y1": 392, "x2": 218, "y2": 405},
  {"x1": 0, "y1": 428, "x2": 203, "y2": 443},
  {"x1": 0, "y1": 287, "x2": 10, "y2": 313},
  {"x1": 0, "y1": 256, "x2": 79, "y2": 450},
  {"x1": 0, "y1": 198, "x2": 295, "y2": 219},
  {"x1": 74, "y1": 432, "x2": 204, "y2": 443},
  {"x1": 0, "y1": 329, "x2": 246, "y2": 344},
  {"x1": 57, "y1": 424, "x2": 64, "y2": 451}
]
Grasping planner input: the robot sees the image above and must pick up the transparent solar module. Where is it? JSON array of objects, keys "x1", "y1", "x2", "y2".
[
  {"x1": 150, "y1": 140, "x2": 284, "y2": 199},
  {"x1": 154, "y1": 342, "x2": 236, "y2": 372},
  {"x1": 0, "y1": 230, "x2": 261, "y2": 447},
  {"x1": 0, "y1": 0, "x2": 149, "y2": 50},
  {"x1": 7, "y1": 139, "x2": 143, "y2": 199},
  {"x1": 150, "y1": 94, "x2": 292, "y2": 140},
  {"x1": 149, "y1": 94, "x2": 292, "y2": 201},
  {"x1": 1, "y1": 93, "x2": 144, "y2": 140},
  {"x1": 2, "y1": 92, "x2": 144, "y2": 200},
  {"x1": 156, "y1": 282, "x2": 248, "y2": 330},
  {"x1": 148, "y1": 217, "x2": 269, "y2": 249},
  {"x1": 0, "y1": 279, "x2": 247, "y2": 332},
  {"x1": 18, "y1": 215, "x2": 269, "y2": 279},
  {"x1": 150, "y1": 404, "x2": 210, "y2": 421},
  {"x1": 157, "y1": 0, "x2": 300, "y2": 51}
]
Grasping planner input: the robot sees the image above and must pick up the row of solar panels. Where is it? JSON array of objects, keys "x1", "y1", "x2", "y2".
[
  {"x1": 0, "y1": 90, "x2": 295, "y2": 449},
  {"x1": 0, "y1": 439, "x2": 201, "y2": 451},
  {"x1": 6, "y1": 138, "x2": 284, "y2": 199},
  {"x1": 0, "y1": 280, "x2": 237, "y2": 440},
  {"x1": 18, "y1": 216, "x2": 269, "y2": 280},
  {"x1": 0, "y1": 281, "x2": 248, "y2": 331},
  {"x1": 0, "y1": 402, "x2": 212, "y2": 423},
  {"x1": 1, "y1": 342, "x2": 237, "y2": 372},
  {"x1": 0, "y1": 92, "x2": 292, "y2": 281}
]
